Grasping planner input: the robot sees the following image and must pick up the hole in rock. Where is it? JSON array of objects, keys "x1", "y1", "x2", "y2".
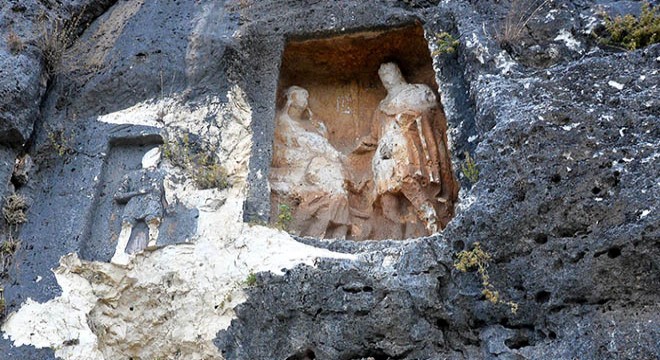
[
  {"x1": 269, "y1": 24, "x2": 458, "y2": 240},
  {"x1": 453, "y1": 240, "x2": 465, "y2": 251},
  {"x1": 534, "y1": 234, "x2": 548, "y2": 244},
  {"x1": 436, "y1": 318, "x2": 450, "y2": 330},
  {"x1": 550, "y1": 174, "x2": 561, "y2": 183},
  {"x1": 572, "y1": 251, "x2": 585, "y2": 263},
  {"x1": 504, "y1": 330, "x2": 536, "y2": 349},
  {"x1": 505, "y1": 335, "x2": 531, "y2": 349},
  {"x1": 286, "y1": 348, "x2": 316, "y2": 360},
  {"x1": 607, "y1": 247, "x2": 621, "y2": 258},
  {"x1": 535, "y1": 290, "x2": 551, "y2": 303}
]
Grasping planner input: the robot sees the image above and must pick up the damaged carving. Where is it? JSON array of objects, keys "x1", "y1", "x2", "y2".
[
  {"x1": 270, "y1": 59, "x2": 456, "y2": 240},
  {"x1": 111, "y1": 147, "x2": 166, "y2": 265},
  {"x1": 355, "y1": 62, "x2": 455, "y2": 237},
  {"x1": 270, "y1": 86, "x2": 351, "y2": 239}
]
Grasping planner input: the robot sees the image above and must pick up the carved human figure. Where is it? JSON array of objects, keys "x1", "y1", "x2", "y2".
[
  {"x1": 355, "y1": 62, "x2": 454, "y2": 236},
  {"x1": 270, "y1": 86, "x2": 350, "y2": 238},
  {"x1": 111, "y1": 147, "x2": 165, "y2": 265}
]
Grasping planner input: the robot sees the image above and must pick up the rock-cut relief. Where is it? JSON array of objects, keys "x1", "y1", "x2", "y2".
[
  {"x1": 270, "y1": 63, "x2": 456, "y2": 240},
  {"x1": 111, "y1": 147, "x2": 166, "y2": 264},
  {"x1": 270, "y1": 86, "x2": 351, "y2": 239}
]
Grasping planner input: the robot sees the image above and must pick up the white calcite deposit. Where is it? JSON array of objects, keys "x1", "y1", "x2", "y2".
[{"x1": 2, "y1": 86, "x2": 356, "y2": 360}]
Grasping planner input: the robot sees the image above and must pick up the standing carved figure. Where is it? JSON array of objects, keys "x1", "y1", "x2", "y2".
[
  {"x1": 356, "y1": 62, "x2": 454, "y2": 236},
  {"x1": 111, "y1": 147, "x2": 165, "y2": 265},
  {"x1": 270, "y1": 86, "x2": 350, "y2": 238}
]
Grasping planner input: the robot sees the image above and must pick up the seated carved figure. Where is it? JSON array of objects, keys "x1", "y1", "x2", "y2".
[
  {"x1": 269, "y1": 86, "x2": 350, "y2": 238},
  {"x1": 355, "y1": 62, "x2": 455, "y2": 237}
]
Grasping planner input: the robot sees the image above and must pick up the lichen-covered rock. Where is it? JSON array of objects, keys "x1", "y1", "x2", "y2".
[{"x1": 0, "y1": 1, "x2": 658, "y2": 359}]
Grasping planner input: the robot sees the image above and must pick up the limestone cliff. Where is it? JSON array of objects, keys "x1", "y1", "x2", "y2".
[{"x1": 0, "y1": 0, "x2": 658, "y2": 359}]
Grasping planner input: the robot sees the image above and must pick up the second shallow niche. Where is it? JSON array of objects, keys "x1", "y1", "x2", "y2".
[{"x1": 269, "y1": 25, "x2": 458, "y2": 240}]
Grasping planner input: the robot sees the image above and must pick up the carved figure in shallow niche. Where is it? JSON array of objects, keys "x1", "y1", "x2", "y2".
[
  {"x1": 270, "y1": 86, "x2": 350, "y2": 238},
  {"x1": 111, "y1": 147, "x2": 166, "y2": 265},
  {"x1": 355, "y1": 62, "x2": 455, "y2": 236}
]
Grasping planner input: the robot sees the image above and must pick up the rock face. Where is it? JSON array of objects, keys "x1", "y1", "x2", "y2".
[{"x1": 0, "y1": 0, "x2": 658, "y2": 359}]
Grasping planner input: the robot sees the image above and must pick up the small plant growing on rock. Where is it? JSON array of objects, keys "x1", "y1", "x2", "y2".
[
  {"x1": 47, "y1": 130, "x2": 75, "y2": 157},
  {"x1": 0, "y1": 237, "x2": 20, "y2": 275},
  {"x1": 461, "y1": 152, "x2": 479, "y2": 185},
  {"x1": 598, "y1": 2, "x2": 660, "y2": 50},
  {"x1": 3, "y1": 193, "x2": 28, "y2": 227},
  {"x1": 0, "y1": 287, "x2": 5, "y2": 320},
  {"x1": 2, "y1": 193, "x2": 25, "y2": 284},
  {"x1": 6, "y1": 29, "x2": 25, "y2": 55},
  {"x1": 432, "y1": 31, "x2": 460, "y2": 56},
  {"x1": 192, "y1": 155, "x2": 229, "y2": 190},
  {"x1": 455, "y1": 242, "x2": 518, "y2": 314},
  {"x1": 275, "y1": 204, "x2": 292, "y2": 231},
  {"x1": 0, "y1": 238, "x2": 20, "y2": 256},
  {"x1": 163, "y1": 134, "x2": 229, "y2": 190},
  {"x1": 245, "y1": 272, "x2": 257, "y2": 287},
  {"x1": 36, "y1": 9, "x2": 85, "y2": 76}
]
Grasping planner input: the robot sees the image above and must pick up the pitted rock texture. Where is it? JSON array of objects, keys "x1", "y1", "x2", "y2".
[{"x1": 0, "y1": 0, "x2": 659, "y2": 359}]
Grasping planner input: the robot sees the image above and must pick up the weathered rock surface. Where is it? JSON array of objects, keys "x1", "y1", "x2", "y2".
[{"x1": 0, "y1": 0, "x2": 658, "y2": 359}]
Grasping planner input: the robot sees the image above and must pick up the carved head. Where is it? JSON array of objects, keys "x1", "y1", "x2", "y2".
[
  {"x1": 142, "y1": 147, "x2": 161, "y2": 169},
  {"x1": 285, "y1": 86, "x2": 309, "y2": 110},
  {"x1": 378, "y1": 62, "x2": 406, "y2": 91}
]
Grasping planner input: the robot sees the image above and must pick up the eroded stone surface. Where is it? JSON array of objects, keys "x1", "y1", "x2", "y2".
[
  {"x1": 0, "y1": 1, "x2": 658, "y2": 359},
  {"x1": 270, "y1": 27, "x2": 457, "y2": 240},
  {"x1": 270, "y1": 86, "x2": 350, "y2": 238}
]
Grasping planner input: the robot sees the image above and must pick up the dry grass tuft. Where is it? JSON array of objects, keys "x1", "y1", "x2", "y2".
[
  {"x1": 3, "y1": 194, "x2": 28, "y2": 226},
  {"x1": 6, "y1": 29, "x2": 25, "y2": 55},
  {"x1": 35, "y1": 10, "x2": 84, "y2": 76},
  {"x1": 497, "y1": 0, "x2": 550, "y2": 48}
]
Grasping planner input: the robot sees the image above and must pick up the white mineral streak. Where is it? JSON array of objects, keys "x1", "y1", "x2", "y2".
[
  {"x1": 608, "y1": 80, "x2": 625, "y2": 90},
  {"x1": 561, "y1": 122, "x2": 581, "y2": 131},
  {"x1": 466, "y1": 32, "x2": 489, "y2": 65},
  {"x1": 2, "y1": 85, "x2": 356, "y2": 360},
  {"x1": 554, "y1": 29, "x2": 582, "y2": 53},
  {"x1": 495, "y1": 51, "x2": 516, "y2": 75}
]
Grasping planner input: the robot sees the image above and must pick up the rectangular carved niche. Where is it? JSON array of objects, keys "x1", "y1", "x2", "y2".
[
  {"x1": 81, "y1": 137, "x2": 197, "y2": 261},
  {"x1": 270, "y1": 24, "x2": 458, "y2": 240}
]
